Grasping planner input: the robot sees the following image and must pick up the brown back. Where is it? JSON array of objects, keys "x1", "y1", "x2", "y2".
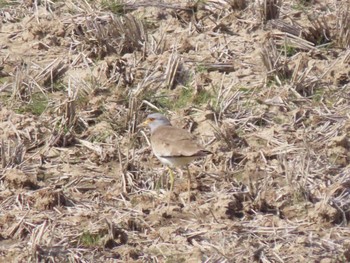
[{"x1": 151, "y1": 125, "x2": 210, "y2": 157}]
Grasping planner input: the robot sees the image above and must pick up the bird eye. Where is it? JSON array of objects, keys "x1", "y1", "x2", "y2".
[{"x1": 149, "y1": 118, "x2": 155, "y2": 121}]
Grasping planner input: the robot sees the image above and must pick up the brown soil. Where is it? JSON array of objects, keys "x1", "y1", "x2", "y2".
[{"x1": 1, "y1": 0, "x2": 350, "y2": 262}]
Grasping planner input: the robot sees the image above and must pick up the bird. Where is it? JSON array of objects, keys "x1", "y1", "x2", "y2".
[{"x1": 141, "y1": 112, "x2": 211, "y2": 206}]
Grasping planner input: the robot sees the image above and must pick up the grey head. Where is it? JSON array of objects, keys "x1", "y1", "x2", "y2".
[{"x1": 144, "y1": 113, "x2": 172, "y2": 133}]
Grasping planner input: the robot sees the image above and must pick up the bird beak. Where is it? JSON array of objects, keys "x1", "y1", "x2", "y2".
[{"x1": 137, "y1": 119, "x2": 149, "y2": 128}]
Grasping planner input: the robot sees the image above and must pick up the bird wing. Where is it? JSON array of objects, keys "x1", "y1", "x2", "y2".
[{"x1": 151, "y1": 126, "x2": 210, "y2": 157}]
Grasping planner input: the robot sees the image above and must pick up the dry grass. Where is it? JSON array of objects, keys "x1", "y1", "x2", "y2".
[
  {"x1": 1, "y1": 0, "x2": 350, "y2": 262},
  {"x1": 336, "y1": 2, "x2": 350, "y2": 48},
  {"x1": 259, "y1": 0, "x2": 282, "y2": 24}
]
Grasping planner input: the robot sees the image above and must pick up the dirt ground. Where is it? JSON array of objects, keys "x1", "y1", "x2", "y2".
[{"x1": 1, "y1": 0, "x2": 350, "y2": 262}]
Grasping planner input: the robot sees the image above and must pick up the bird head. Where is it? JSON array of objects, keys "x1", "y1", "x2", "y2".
[{"x1": 141, "y1": 113, "x2": 171, "y2": 133}]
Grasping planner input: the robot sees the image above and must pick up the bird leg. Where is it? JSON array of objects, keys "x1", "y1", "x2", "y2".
[
  {"x1": 186, "y1": 165, "x2": 191, "y2": 204},
  {"x1": 167, "y1": 166, "x2": 175, "y2": 207}
]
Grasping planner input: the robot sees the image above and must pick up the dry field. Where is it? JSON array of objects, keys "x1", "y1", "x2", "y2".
[{"x1": 1, "y1": 0, "x2": 350, "y2": 262}]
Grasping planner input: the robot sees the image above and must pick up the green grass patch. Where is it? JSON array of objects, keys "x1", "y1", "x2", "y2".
[
  {"x1": 90, "y1": 130, "x2": 113, "y2": 143},
  {"x1": 147, "y1": 86, "x2": 214, "y2": 111},
  {"x1": 101, "y1": 0, "x2": 125, "y2": 15},
  {"x1": 175, "y1": 87, "x2": 193, "y2": 108},
  {"x1": 52, "y1": 80, "x2": 66, "y2": 92},
  {"x1": 16, "y1": 93, "x2": 48, "y2": 116},
  {"x1": 0, "y1": 76, "x2": 9, "y2": 84},
  {"x1": 193, "y1": 88, "x2": 214, "y2": 105},
  {"x1": 152, "y1": 88, "x2": 193, "y2": 110},
  {"x1": 283, "y1": 44, "x2": 297, "y2": 57},
  {"x1": 238, "y1": 86, "x2": 255, "y2": 93},
  {"x1": 142, "y1": 17, "x2": 159, "y2": 31},
  {"x1": 165, "y1": 256, "x2": 187, "y2": 263},
  {"x1": 195, "y1": 64, "x2": 208, "y2": 73},
  {"x1": 273, "y1": 116, "x2": 285, "y2": 125},
  {"x1": 79, "y1": 231, "x2": 102, "y2": 247},
  {"x1": 292, "y1": 188, "x2": 308, "y2": 204},
  {"x1": 292, "y1": 0, "x2": 312, "y2": 10},
  {"x1": 312, "y1": 89, "x2": 324, "y2": 102}
]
